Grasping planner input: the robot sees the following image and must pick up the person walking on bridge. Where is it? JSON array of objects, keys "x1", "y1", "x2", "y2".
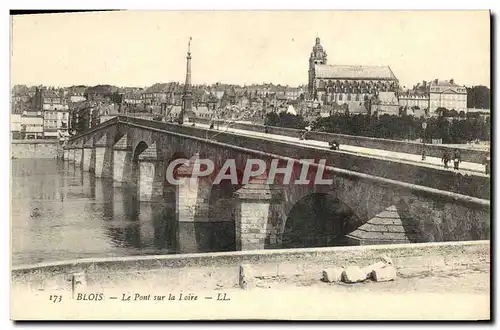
[
  {"x1": 452, "y1": 149, "x2": 461, "y2": 171},
  {"x1": 483, "y1": 151, "x2": 490, "y2": 175},
  {"x1": 441, "y1": 150, "x2": 450, "y2": 169},
  {"x1": 299, "y1": 129, "x2": 307, "y2": 140},
  {"x1": 329, "y1": 140, "x2": 340, "y2": 150}
]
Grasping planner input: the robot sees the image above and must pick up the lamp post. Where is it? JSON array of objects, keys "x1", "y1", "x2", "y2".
[{"x1": 422, "y1": 121, "x2": 427, "y2": 160}]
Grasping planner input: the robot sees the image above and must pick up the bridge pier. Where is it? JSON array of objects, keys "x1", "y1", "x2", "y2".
[
  {"x1": 137, "y1": 142, "x2": 163, "y2": 202},
  {"x1": 82, "y1": 138, "x2": 94, "y2": 172},
  {"x1": 68, "y1": 148, "x2": 75, "y2": 163},
  {"x1": 75, "y1": 147, "x2": 83, "y2": 167},
  {"x1": 174, "y1": 158, "x2": 213, "y2": 253},
  {"x1": 83, "y1": 148, "x2": 93, "y2": 172},
  {"x1": 234, "y1": 177, "x2": 283, "y2": 251},
  {"x1": 113, "y1": 134, "x2": 133, "y2": 187},
  {"x1": 175, "y1": 179, "x2": 211, "y2": 223},
  {"x1": 94, "y1": 134, "x2": 113, "y2": 178}
]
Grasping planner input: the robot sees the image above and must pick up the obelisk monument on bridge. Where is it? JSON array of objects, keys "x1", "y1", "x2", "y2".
[{"x1": 180, "y1": 36, "x2": 195, "y2": 123}]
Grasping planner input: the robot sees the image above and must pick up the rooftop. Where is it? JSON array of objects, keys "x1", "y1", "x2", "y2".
[
  {"x1": 315, "y1": 65, "x2": 398, "y2": 81},
  {"x1": 145, "y1": 83, "x2": 176, "y2": 94},
  {"x1": 429, "y1": 79, "x2": 461, "y2": 87}
]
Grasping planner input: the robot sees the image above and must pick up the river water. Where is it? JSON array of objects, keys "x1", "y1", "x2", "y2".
[{"x1": 11, "y1": 159, "x2": 235, "y2": 266}]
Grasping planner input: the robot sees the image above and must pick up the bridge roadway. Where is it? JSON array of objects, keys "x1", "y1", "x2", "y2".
[{"x1": 193, "y1": 122, "x2": 488, "y2": 178}]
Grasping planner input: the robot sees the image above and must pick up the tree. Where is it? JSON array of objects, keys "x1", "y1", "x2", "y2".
[
  {"x1": 466, "y1": 112, "x2": 480, "y2": 119},
  {"x1": 435, "y1": 107, "x2": 447, "y2": 117},
  {"x1": 443, "y1": 109, "x2": 458, "y2": 118},
  {"x1": 110, "y1": 92, "x2": 123, "y2": 105},
  {"x1": 301, "y1": 112, "x2": 490, "y2": 143},
  {"x1": 265, "y1": 112, "x2": 307, "y2": 130},
  {"x1": 467, "y1": 85, "x2": 490, "y2": 109}
]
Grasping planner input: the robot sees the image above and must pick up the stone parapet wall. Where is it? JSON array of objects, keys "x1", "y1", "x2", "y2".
[
  {"x1": 157, "y1": 118, "x2": 489, "y2": 199},
  {"x1": 191, "y1": 118, "x2": 489, "y2": 163},
  {"x1": 12, "y1": 241, "x2": 490, "y2": 283}
]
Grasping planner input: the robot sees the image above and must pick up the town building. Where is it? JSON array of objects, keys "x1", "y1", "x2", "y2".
[
  {"x1": 12, "y1": 85, "x2": 30, "y2": 103},
  {"x1": 69, "y1": 94, "x2": 86, "y2": 103},
  {"x1": 193, "y1": 105, "x2": 213, "y2": 119},
  {"x1": 285, "y1": 86, "x2": 306, "y2": 100},
  {"x1": 397, "y1": 79, "x2": 468, "y2": 116},
  {"x1": 67, "y1": 85, "x2": 88, "y2": 103},
  {"x1": 21, "y1": 111, "x2": 44, "y2": 139},
  {"x1": 307, "y1": 37, "x2": 400, "y2": 113},
  {"x1": 373, "y1": 92, "x2": 400, "y2": 116},
  {"x1": 142, "y1": 83, "x2": 176, "y2": 106},
  {"x1": 213, "y1": 85, "x2": 226, "y2": 100},
  {"x1": 42, "y1": 89, "x2": 69, "y2": 139},
  {"x1": 123, "y1": 89, "x2": 144, "y2": 105},
  {"x1": 428, "y1": 79, "x2": 467, "y2": 114},
  {"x1": 70, "y1": 101, "x2": 101, "y2": 133},
  {"x1": 85, "y1": 85, "x2": 117, "y2": 103},
  {"x1": 398, "y1": 94, "x2": 430, "y2": 110},
  {"x1": 11, "y1": 114, "x2": 22, "y2": 139}
]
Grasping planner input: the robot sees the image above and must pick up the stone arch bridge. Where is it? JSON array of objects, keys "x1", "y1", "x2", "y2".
[{"x1": 64, "y1": 116, "x2": 490, "y2": 251}]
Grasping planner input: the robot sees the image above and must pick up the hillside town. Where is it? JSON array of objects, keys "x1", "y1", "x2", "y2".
[{"x1": 10, "y1": 37, "x2": 490, "y2": 142}]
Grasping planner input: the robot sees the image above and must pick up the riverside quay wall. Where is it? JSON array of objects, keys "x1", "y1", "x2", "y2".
[{"x1": 11, "y1": 140, "x2": 62, "y2": 159}]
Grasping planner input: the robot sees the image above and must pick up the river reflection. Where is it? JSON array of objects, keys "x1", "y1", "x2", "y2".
[{"x1": 11, "y1": 159, "x2": 234, "y2": 266}]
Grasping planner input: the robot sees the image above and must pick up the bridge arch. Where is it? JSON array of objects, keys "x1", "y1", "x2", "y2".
[
  {"x1": 163, "y1": 150, "x2": 189, "y2": 202},
  {"x1": 201, "y1": 167, "x2": 245, "y2": 252},
  {"x1": 133, "y1": 141, "x2": 149, "y2": 160},
  {"x1": 130, "y1": 141, "x2": 149, "y2": 184},
  {"x1": 281, "y1": 192, "x2": 360, "y2": 248}
]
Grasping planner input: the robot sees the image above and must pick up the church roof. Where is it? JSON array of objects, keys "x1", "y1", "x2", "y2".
[{"x1": 315, "y1": 65, "x2": 398, "y2": 81}]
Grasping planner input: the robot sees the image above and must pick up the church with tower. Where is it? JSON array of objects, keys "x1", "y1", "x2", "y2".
[{"x1": 307, "y1": 37, "x2": 400, "y2": 114}]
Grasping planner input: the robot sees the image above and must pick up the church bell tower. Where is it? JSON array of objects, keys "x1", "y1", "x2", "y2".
[{"x1": 308, "y1": 37, "x2": 328, "y2": 99}]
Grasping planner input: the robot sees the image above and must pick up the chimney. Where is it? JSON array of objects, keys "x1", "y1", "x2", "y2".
[
  {"x1": 450, "y1": 79, "x2": 454, "y2": 85},
  {"x1": 434, "y1": 79, "x2": 438, "y2": 84},
  {"x1": 423, "y1": 80, "x2": 427, "y2": 88}
]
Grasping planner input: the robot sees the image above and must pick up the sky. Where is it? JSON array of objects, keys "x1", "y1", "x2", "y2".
[{"x1": 10, "y1": 10, "x2": 490, "y2": 88}]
